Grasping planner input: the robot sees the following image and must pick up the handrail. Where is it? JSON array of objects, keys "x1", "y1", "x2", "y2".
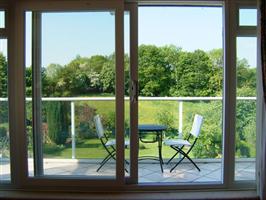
[
  {"x1": 0, "y1": 96, "x2": 257, "y2": 101},
  {"x1": 0, "y1": 96, "x2": 256, "y2": 159}
]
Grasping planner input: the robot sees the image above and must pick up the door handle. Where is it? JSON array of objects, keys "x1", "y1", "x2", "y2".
[{"x1": 131, "y1": 80, "x2": 138, "y2": 103}]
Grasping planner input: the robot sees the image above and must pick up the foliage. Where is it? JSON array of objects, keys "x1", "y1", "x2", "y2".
[
  {"x1": 0, "y1": 126, "x2": 9, "y2": 158},
  {"x1": 0, "y1": 53, "x2": 7, "y2": 97},
  {"x1": 0, "y1": 126, "x2": 7, "y2": 138},
  {"x1": 75, "y1": 104, "x2": 96, "y2": 139},
  {"x1": 101, "y1": 111, "x2": 116, "y2": 137},
  {"x1": 170, "y1": 50, "x2": 221, "y2": 96},
  {"x1": 190, "y1": 101, "x2": 223, "y2": 158},
  {"x1": 237, "y1": 58, "x2": 256, "y2": 96},
  {"x1": 21, "y1": 45, "x2": 254, "y2": 100},
  {"x1": 235, "y1": 101, "x2": 256, "y2": 157},
  {"x1": 46, "y1": 102, "x2": 70, "y2": 145},
  {"x1": 0, "y1": 101, "x2": 8, "y2": 124},
  {"x1": 99, "y1": 54, "x2": 116, "y2": 93},
  {"x1": 25, "y1": 67, "x2": 50, "y2": 97},
  {"x1": 138, "y1": 45, "x2": 177, "y2": 96}
]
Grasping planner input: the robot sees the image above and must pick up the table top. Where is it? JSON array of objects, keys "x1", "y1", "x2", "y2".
[{"x1": 138, "y1": 124, "x2": 167, "y2": 132}]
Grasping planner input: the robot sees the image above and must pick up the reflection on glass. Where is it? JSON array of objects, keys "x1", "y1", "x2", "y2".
[
  {"x1": 235, "y1": 37, "x2": 257, "y2": 181},
  {"x1": 239, "y1": 9, "x2": 257, "y2": 26},
  {"x1": 0, "y1": 39, "x2": 9, "y2": 181}
]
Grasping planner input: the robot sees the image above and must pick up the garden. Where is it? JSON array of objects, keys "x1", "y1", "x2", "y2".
[{"x1": 0, "y1": 45, "x2": 257, "y2": 160}]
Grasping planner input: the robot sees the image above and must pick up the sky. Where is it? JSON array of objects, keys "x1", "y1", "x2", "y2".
[{"x1": 23, "y1": 7, "x2": 257, "y2": 68}]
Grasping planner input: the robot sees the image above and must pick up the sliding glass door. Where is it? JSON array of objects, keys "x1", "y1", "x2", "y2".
[
  {"x1": 22, "y1": 0, "x2": 126, "y2": 186},
  {"x1": 135, "y1": 5, "x2": 224, "y2": 184}
]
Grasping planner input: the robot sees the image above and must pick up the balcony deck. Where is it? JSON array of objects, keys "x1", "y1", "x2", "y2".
[{"x1": 0, "y1": 159, "x2": 255, "y2": 183}]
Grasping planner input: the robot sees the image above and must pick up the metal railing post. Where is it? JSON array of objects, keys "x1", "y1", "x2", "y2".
[
  {"x1": 178, "y1": 101, "x2": 183, "y2": 159},
  {"x1": 71, "y1": 101, "x2": 76, "y2": 159},
  {"x1": 178, "y1": 101, "x2": 183, "y2": 139}
]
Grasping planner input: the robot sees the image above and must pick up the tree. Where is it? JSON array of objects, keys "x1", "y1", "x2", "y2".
[
  {"x1": 170, "y1": 50, "x2": 218, "y2": 96},
  {"x1": 236, "y1": 58, "x2": 256, "y2": 96},
  {"x1": 208, "y1": 49, "x2": 223, "y2": 95},
  {"x1": 46, "y1": 102, "x2": 69, "y2": 145},
  {"x1": 25, "y1": 67, "x2": 50, "y2": 97},
  {"x1": 208, "y1": 49, "x2": 223, "y2": 68},
  {"x1": 0, "y1": 53, "x2": 7, "y2": 97},
  {"x1": 0, "y1": 53, "x2": 8, "y2": 124},
  {"x1": 100, "y1": 54, "x2": 115, "y2": 93},
  {"x1": 87, "y1": 55, "x2": 108, "y2": 74},
  {"x1": 138, "y1": 45, "x2": 177, "y2": 96},
  {"x1": 46, "y1": 63, "x2": 63, "y2": 80},
  {"x1": 50, "y1": 56, "x2": 90, "y2": 96},
  {"x1": 25, "y1": 67, "x2": 32, "y2": 96},
  {"x1": 235, "y1": 100, "x2": 256, "y2": 157}
]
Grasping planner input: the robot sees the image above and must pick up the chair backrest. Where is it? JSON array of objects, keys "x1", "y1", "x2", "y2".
[
  {"x1": 190, "y1": 114, "x2": 203, "y2": 138},
  {"x1": 94, "y1": 115, "x2": 105, "y2": 139}
]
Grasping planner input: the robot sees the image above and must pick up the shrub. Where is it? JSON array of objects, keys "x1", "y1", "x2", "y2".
[
  {"x1": 0, "y1": 126, "x2": 7, "y2": 138},
  {"x1": 75, "y1": 104, "x2": 96, "y2": 139},
  {"x1": 46, "y1": 102, "x2": 70, "y2": 145}
]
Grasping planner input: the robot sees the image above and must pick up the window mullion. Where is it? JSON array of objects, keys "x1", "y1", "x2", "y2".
[
  {"x1": 8, "y1": 3, "x2": 28, "y2": 187},
  {"x1": 223, "y1": 0, "x2": 237, "y2": 188},
  {"x1": 32, "y1": 11, "x2": 43, "y2": 177},
  {"x1": 115, "y1": 3, "x2": 125, "y2": 185},
  {"x1": 124, "y1": 2, "x2": 139, "y2": 185}
]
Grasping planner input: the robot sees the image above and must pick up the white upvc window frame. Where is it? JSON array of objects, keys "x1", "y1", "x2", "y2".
[
  {"x1": 1, "y1": 0, "x2": 260, "y2": 192},
  {"x1": 233, "y1": 0, "x2": 258, "y2": 187}
]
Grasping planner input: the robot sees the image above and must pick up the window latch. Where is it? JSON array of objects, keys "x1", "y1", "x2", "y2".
[{"x1": 131, "y1": 80, "x2": 138, "y2": 103}]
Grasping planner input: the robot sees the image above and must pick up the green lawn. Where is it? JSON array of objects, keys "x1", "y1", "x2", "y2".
[{"x1": 43, "y1": 138, "x2": 178, "y2": 159}]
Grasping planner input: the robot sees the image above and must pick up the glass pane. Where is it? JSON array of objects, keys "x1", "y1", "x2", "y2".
[
  {"x1": 239, "y1": 9, "x2": 257, "y2": 26},
  {"x1": 0, "y1": 11, "x2": 5, "y2": 28},
  {"x1": 138, "y1": 6, "x2": 223, "y2": 183},
  {"x1": 235, "y1": 37, "x2": 257, "y2": 181},
  {"x1": 27, "y1": 11, "x2": 116, "y2": 178},
  {"x1": 0, "y1": 39, "x2": 9, "y2": 181}
]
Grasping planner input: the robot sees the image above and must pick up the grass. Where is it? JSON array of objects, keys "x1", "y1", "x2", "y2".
[{"x1": 43, "y1": 138, "x2": 177, "y2": 159}]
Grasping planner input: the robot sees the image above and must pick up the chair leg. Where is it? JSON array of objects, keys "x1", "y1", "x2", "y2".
[
  {"x1": 97, "y1": 153, "x2": 114, "y2": 172},
  {"x1": 170, "y1": 147, "x2": 200, "y2": 172},
  {"x1": 98, "y1": 144, "x2": 129, "y2": 172},
  {"x1": 184, "y1": 154, "x2": 201, "y2": 172},
  {"x1": 125, "y1": 160, "x2": 128, "y2": 173},
  {"x1": 167, "y1": 151, "x2": 178, "y2": 165},
  {"x1": 167, "y1": 145, "x2": 185, "y2": 165},
  {"x1": 170, "y1": 154, "x2": 186, "y2": 172},
  {"x1": 97, "y1": 146, "x2": 116, "y2": 172},
  {"x1": 99, "y1": 153, "x2": 112, "y2": 165}
]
